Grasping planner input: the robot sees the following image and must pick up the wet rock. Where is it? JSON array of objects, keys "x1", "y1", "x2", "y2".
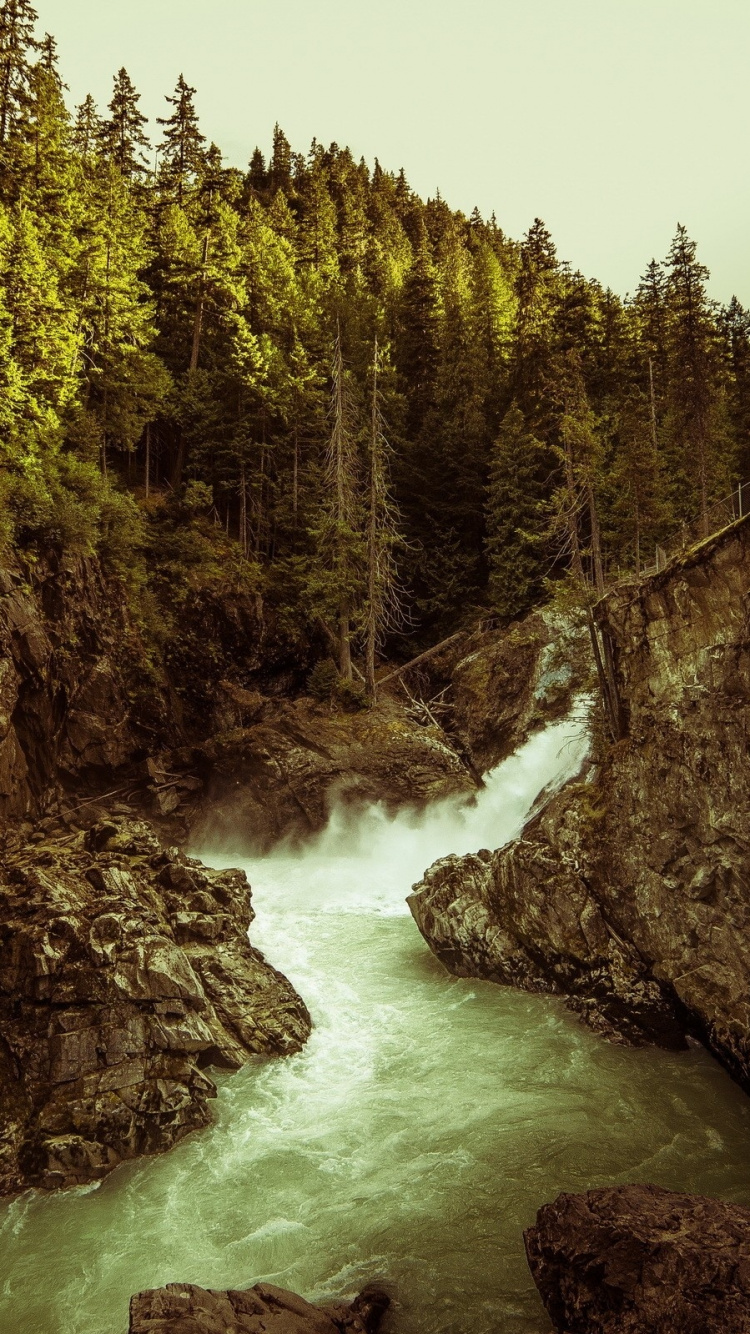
[
  {"x1": 0, "y1": 817, "x2": 311, "y2": 1195},
  {"x1": 129, "y1": 1281, "x2": 390, "y2": 1334},
  {"x1": 409, "y1": 518, "x2": 750, "y2": 1079},
  {"x1": 442, "y1": 609, "x2": 586, "y2": 773},
  {"x1": 525, "y1": 1183, "x2": 750, "y2": 1333},
  {"x1": 189, "y1": 695, "x2": 477, "y2": 852},
  {"x1": 408, "y1": 846, "x2": 686, "y2": 1048}
]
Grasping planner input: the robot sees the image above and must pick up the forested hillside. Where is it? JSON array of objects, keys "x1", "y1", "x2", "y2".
[{"x1": 1, "y1": 0, "x2": 749, "y2": 691}]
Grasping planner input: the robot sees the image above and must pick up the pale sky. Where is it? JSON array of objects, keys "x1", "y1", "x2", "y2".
[{"x1": 40, "y1": 0, "x2": 750, "y2": 306}]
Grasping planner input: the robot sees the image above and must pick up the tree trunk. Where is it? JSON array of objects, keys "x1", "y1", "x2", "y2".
[
  {"x1": 189, "y1": 232, "x2": 210, "y2": 372},
  {"x1": 366, "y1": 340, "x2": 379, "y2": 702},
  {"x1": 587, "y1": 482, "x2": 605, "y2": 596},
  {"x1": 339, "y1": 601, "x2": 352, "y2": 681}
]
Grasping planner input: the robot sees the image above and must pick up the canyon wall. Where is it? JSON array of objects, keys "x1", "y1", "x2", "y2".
[{"x1": 410, "y1": 517, "x2": 750, "y2": 1083}]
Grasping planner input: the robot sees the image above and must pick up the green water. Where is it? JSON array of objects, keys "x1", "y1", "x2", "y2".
[{"x1": 1, "y1": 717, "x2": 749, "y2": 1334}]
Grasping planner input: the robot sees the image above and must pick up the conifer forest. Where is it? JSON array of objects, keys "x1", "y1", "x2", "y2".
[{"x1": 2, "y1": 0, "x2": 749, "y2": 686}]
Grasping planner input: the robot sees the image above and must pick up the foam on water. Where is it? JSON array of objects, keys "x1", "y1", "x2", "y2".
[{"x1": 1, "y1": 708, "x2": 750, "y2": 1334}]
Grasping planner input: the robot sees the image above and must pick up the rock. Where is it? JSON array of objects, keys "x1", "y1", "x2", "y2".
[
  {"x1": 129, "y1": 1281, "x2": 390, "y2": 1334},
  {"x1": 408, "y1": 846, "x2": 686, "y2": 1048},
  {"x1": 524, "y1": 1183, "x2": 750, "y2": 1333},
  {"x1": 0, "y1": 817, "x2": 311, "y2": 1195},
  {"x1": 188, "y1": 695, "x2": 478, "y2": 852},
  {"x1": 409, "y1": 518, "x2": 750, "y2": 1079},
  {"x1": 441, "y1": 609, "x2": 587, "y2": 773},
  {"x1": 0, "y1": 549, "x2": 172, "y2": 821}
]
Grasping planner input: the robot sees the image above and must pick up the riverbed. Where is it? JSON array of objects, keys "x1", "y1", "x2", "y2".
[{"x1": 2, "y1": 714, "x2": 750, "y2": 1333}]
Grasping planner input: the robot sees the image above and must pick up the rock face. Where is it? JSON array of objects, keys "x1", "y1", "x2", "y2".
[
  {"x1": 188, "y1": 695, "x2": 478, "y2": 852},
  {"x1": 129, "y1": 1282, "x2": 390, "y2": 1334},
  {"x1": 0, "y1": 817, "x2": 310, "y2": 1195},
  {"x1": 409, "y1": 518, "x2": 750, "y2": 1076},
  {"x1": 525, "y1": 1184, "x2": 750, "y2": 1333},
  {"x1": 0, "y1": 550, "x2": 169, "y2": 821},
  {"x1": 436, "y1": 609, "x2": 585, "y2": 773}
]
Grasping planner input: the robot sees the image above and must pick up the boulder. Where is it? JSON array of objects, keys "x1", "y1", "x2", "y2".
[
  {"x1": 188, "y1": 695, "x2": 478, "y2": 852},
  {"x1": 0, "y1": 817, "x2": 311, "y2": 1195},
  {"x1": 525, "y1": 1183, "x2": 750, "y2": 1333},
  {"x1": 129, "y1": 1281, "x2": 390, "y2": 1334}
]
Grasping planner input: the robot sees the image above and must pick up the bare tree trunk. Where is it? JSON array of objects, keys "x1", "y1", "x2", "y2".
[
  {"x1": 634, "y1": 494, "x2": 641, "y2": 576},
  {"x1": 240, "y1": 460, "x2": 248, "y2": 557},
  {"x1": 145, "y1": 422, "x2": 151, "y2": 498},
  {"x1": 366, "y1": 340, "x2": 379, "y2": 702},
  {"x1": 190, "y1": 231, "x2": 210, "y2": 372},
  {"x1": 339, "y1": 601, "x2": 352, "y2": 680},
  {"x1": 292, "y1": 427, "x2": 299, "y2": 528},
  {"x1": 648, "y1": 356, "x2": 658, "y2": 452},
  {"x1": 587, "y1": 482, "x2": 605, "y2": 596}
]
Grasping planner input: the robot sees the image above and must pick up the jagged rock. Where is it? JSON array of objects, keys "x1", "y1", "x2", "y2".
[
  {"x1": 408, "y1": 517, "x2": 750, "y2": 1081},
  {"x1": 438, "y1": 609, "x2": 586, "y2": 773},
  {"x1": 129, "y1": 1281, "x2": 390, "y2": 1334},
  {"x1": 408, "y1": 846, "x2": 687, "y2": 1047},
  {"x1": 524, "y1": 1184, "x2": 750, "y2": 1333},
  {"x1": 0, "y1": 551, "x2": 171, "y2": 820},
  {"x1": 0, "y1": 817, "x2": 311, "y2": 1195},
  {"x1": 188, "y1": 695, "x2": 478, "y2": 851}
]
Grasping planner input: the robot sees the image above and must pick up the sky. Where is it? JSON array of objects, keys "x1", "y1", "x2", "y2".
[{"x1": 40, "y1": 0, "x2": 750, "y2": 306}]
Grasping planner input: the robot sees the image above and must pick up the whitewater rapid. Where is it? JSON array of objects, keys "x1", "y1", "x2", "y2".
[{"x1": 1, "y1": 709, "x2": 750, "y2": 1334}]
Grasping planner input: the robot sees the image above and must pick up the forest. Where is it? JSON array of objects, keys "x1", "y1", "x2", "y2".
[{"x1": 1, "y1": 0, "x2": 749, "y2": 695}]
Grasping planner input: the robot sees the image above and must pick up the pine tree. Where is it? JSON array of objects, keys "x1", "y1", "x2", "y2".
[
  {"x1": 365, "y1": 338, "x2": 406, "y2": 699},
  {"x1": 663, "y1": 225, "x2": 733, "y2": 527},
  {"x1": 102, "y1": 68, "x2": 150, "y2": 178},
  {"x1": 269, "y1": 123, "x2": 292, "y2": 195},
  {"x1": 320, "y1": 325, "x2": 362, "y2": 679},
  {"x1": 72, "y1": 94, "x2": 101, "y2": 161},
  {"x1": 396, "y1": 232, "x2": 439, "y2": 436},
  {"x1": 719, "y1": 297, "x2": 750, "y2": 479},
  {"x1": 0, "y1": 0, "x2": 37, "y2": 148},
  {"x1": 485, "y1": 404, "x2": 547, "y2": 618},
  {"x1": 157, "y1": 74, "x2": 205, "y2": 204}
]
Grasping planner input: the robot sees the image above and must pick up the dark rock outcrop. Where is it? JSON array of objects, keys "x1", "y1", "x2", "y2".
[
  {"x1": 0, "y1": 550, "x2": 170, "y2": 821},
  {"x1": 437, "y1": 609, "x2": 585, "y2": 773},
  {"x1": 0, "y1": 817, "x2": 310, "y2": 1195},
  {"x1": 187, "y1": 695, "x2": 478, "y2": 852},
  {"x1": 129, "y1": 1281, "x2": 390, "y2": 1334},
  {"x1": 525, "y1": 1183, "x2": 750, "y2": 1333},
  {"x1": 409, "y1": 518, "x2": 750, "y2": 1078}
]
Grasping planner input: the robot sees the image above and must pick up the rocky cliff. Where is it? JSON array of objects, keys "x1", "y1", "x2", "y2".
[
  {"x1": 409, "y1": 517, "x2": 750, "y2": 1080},
  {"x1": 0, "y1": 549, "x2": 171, "y2": 821},
  {"x1": 0, "y1": 816, "x2": 310, "y2": 1195}
]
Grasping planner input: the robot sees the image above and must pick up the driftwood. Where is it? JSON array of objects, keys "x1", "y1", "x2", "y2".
[{"x1": 375, "y1": 631, "x2": 463, "y2": 689}]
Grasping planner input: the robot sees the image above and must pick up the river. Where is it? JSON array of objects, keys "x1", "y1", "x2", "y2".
[{"x1": 2, "y1": 712, "x2": 750, "y2": 1334}]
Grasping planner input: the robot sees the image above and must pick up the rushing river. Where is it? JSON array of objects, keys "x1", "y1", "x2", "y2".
[{"x1": 3, "y1": 713, "x2": 750, "y2": 1334}]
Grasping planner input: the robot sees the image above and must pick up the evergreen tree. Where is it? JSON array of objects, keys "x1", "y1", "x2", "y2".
[
  {"x1": 157, "y1": 74, "x2": 205, "y2": 204},
  {"x1": 0, "y1": 0, "x2": 37, "y2": 148},
  {"x1": 317, "y1": 325, "x2": 362, "y2": 679},
  {"x1": 71, "y1": 93, "x2": 101, "y2": 161},
  {"x1": 269, "y1": 123, "x2": 292, "y2": 195},
  {"x1": 365, "y1": 338, "x2": 406, "y2": 698},
  {"x1": 102, "y1": 68, "x2": 150, "y2": 177},
  {"x1": 662, "y1": 225, "x2": 733, "y2": 527},
  {"x1": 485, "y1": 403, "x2": 548, "y2": 618}
]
